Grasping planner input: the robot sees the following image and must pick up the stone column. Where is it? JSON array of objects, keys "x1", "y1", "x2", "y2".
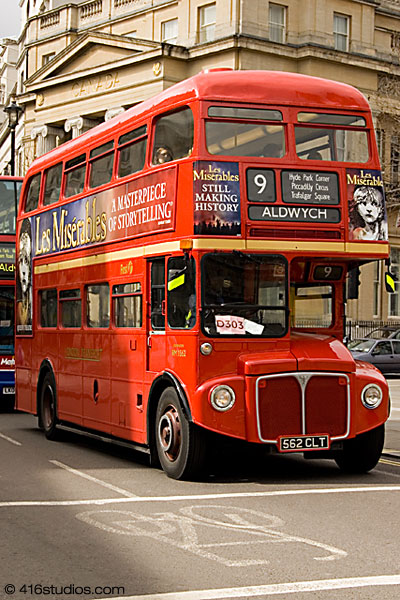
[
  {"x1": 64, "y1": 116, "x2": 98, "y2": 138},
  {"x1": 30, "y1": 124, "x2": 64, "y2": 157},
  {"x1": 105, "y1": 106, "x2": 125, "y2": 122}
]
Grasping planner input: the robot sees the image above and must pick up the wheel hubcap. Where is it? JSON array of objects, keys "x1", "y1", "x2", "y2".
[{"x1": 158, "y1": 406, "x2": 181, "y2": 462}]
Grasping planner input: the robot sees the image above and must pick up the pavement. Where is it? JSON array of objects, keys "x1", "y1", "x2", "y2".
[
  {"x1": 384, "y1": 421, "x2": 400, "y2": 459},
  {"x1": 383, "y1": 377, "x2": 400, "y2": 459}
]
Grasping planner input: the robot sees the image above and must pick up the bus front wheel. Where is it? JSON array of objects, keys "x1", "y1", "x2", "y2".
[
  {"x1": 155, "y1": 388, "x2": 206, "y2": 480},
  {"x1": 334, "y1": 424, "x2": 384, "y2": 474},
  {"x1": 40, "y1": 372, "x2": 59, "y2": 440}
]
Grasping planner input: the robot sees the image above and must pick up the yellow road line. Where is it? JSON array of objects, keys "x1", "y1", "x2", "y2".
[{"x1": 380, "y1": 458, "x2": 400, "y2": 467}]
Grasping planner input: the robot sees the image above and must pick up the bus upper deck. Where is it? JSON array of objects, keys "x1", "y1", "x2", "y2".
[{"x1": 19, "y1": 69, "x2": 387, "y2": 262}]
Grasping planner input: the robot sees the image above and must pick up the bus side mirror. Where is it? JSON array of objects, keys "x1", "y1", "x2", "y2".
[{"x1": 385, "y1": 271, "x2": 396, "y2": 294}]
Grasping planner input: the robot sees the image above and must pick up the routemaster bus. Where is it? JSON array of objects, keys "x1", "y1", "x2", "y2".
[
  {"x1": 0, "y1": 176, "x2": 23, "y2": 411},
  {"x1": 15, "y1": 69, "x2": 391, "y2": 478}
]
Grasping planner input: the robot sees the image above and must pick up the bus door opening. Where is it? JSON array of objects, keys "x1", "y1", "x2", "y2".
[{"x1": 147, "y1": 258, "x2": 166, "y2": 372}]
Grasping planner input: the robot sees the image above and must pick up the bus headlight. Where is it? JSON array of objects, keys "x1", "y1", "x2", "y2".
[
  {"x1": 361, "y1": 384, "x2": 383, "y2": 409},
  {"x1": 210, "y1": 385, "x2": 236, "y2": 411}
]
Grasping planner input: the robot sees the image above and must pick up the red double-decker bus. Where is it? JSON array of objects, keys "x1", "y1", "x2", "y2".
[
  {"x1": 16, "y1": 70, "x2": 390, "y2": 478},
  {"x1": 0, "y1": 176, "x2": 23, "y2": 411}
]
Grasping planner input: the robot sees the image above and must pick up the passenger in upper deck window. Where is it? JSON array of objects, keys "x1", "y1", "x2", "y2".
[
  {"x1": 154, "y1": 146, "x2": 173, "y2": 164},
  {"x1": 261, "y1": 143, "x2": 282, "y2": 158},
  {"x1": 306, "y1": 150, "x2": 323, "y2": 160}
]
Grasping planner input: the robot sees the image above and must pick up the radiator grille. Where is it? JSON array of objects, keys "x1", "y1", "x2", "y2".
[{"x1": 256, "y1": 372, "x2": 349, "y2": 443}]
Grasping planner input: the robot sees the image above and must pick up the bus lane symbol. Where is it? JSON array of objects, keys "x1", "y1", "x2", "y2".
[{"x1": 76, "y1": 504, "x2": 347, "y2": 566}]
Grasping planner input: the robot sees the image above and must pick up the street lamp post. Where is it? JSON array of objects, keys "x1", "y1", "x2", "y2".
[
  {"x1": 4, "y1": 99, "x2": 22, "y2": 176},
  {"x1": 3, "y1": 99, "x2": 23, "y2": 231}
]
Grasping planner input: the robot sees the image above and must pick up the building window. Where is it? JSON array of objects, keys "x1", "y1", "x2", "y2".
[
  {"x1": 42, "y1": 52, "x2": 55, "y2": 66},
  {"x1": 269, "y1": 3, "x2": 286, "y2": 43},
  {"x1": 199, "y1": 3, "x2": 216, "y2": 43},
  {"x1": 376, "y1": 129, "x2": 385, "y2": 164},
  {"x1": 391, "y1": 136, "x2": 400, "y2": 186},
  {"x1": 334, "y1": 13, "x2": 349, "y2": 52},
  {"x1": 373, "y1": 262, "x2": 380, "y2": 317},
  {"x1": 161, "y1": 19, "x2": 178, "y2": 43}
]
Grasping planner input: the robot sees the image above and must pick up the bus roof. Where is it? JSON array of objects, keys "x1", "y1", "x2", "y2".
[{"x1": 26, "y1": 70, "x2": 370, "y2": 173}]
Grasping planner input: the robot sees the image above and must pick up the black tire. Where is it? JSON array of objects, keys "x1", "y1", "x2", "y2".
[
  {"x1": 39, "y1": 371, "x2": 59, "y2": 440},
  {"x1": 155, "y1": 388, "x2": 206, "y2": 480},
  {"x1": 2, "y1": 396, "x2": 15, "y2": 413},
  {"x1": 335, "y1": 424, "x2": 385, "y2": 474}
]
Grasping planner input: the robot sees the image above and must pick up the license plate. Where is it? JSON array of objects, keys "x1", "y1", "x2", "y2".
[
  {"x1": 3, "y1": 387, "x2": 15, "y2": 395},
  {"x1": 279, "y1": 434, "x2": 330, "y2": 453}
]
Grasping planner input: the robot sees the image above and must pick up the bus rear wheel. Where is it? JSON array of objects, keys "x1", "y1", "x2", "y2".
[
  {"x1": 155, "y1": 388, "x2": 206, "y2": 480},
  {"x1": 334, "y1": 424, "x2": 384, "y2": 474},
  {"x1": 40, "y1": 372, "x2": 59, "y2": 440}
]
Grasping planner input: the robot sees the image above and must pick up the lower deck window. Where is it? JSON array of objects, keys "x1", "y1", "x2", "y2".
[
  {"x1": 86, "y1": 284, "x2": 110, "y2": 328},
  {"x1": 60, "y1": 289, "x2": 81, "y2": 328},
  {"x1": 0, "y1": 286, "x2": 14, "y2": 354},
  {"x1": 40, "y1": 289, "x2": 57, "y2": 327},
  {"x1": 113, "y1": 283, "x2": 142, "y2": 327},
  {"x1": 291, "y1": 284, "x2": 333, "y2": 328}
]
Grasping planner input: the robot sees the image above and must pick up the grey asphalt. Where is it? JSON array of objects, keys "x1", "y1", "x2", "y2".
[{"x1": 384, "y1": 377, "x2": 400, "y2": 458}]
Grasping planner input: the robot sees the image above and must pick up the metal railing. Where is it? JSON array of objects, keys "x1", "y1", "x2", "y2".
[{"x1": 345, "y1": 320, "x2": 400, "y2": 341}]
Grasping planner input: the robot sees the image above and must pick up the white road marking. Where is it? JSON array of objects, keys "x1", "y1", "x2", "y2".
[
  {"x1": 49, "y1": 460, "x2": 137, "y2": 498},
  {"x1": 76, "y1": 505, "x2": 347, "y2": 566},
  {"x1": 1, "y1": 484, "x2": 400, "y2": 508},
  {"x1": 91, "y1": 574, "x2": 400, "y2": 599},
  {"x1": 0, "y1": 432, "x2": 22, "y2": 446}
]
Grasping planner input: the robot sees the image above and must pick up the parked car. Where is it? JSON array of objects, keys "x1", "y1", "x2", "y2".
[
  {"x1": 364, "y1": 326, "x2": 400, "y2": 340},
  {"x1": 349, "y1": 337, "x2": 400, "y2": 374}
]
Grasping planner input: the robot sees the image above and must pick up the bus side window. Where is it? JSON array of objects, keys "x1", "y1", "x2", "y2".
[
  {"x1": 43, "y1": 163, "x2": 62, "y2": 206},
  {"x1": 89, "y1": 141, "x2": 114, "y2": 189},
  {"x1": 24, "y1": 173, "x2": 41, "y2": 213},
  {"x1": 59, "y1": 289, "x2": 81, "y2": 328},
  {"x1": 152, "y1": 107, "x2": 194, "y2": 165},
  {"x1": 117, "y1": 125, "x2": 147, "y2": 178},
  {"x1": 86, "y1": 283, "x2": 110, "y2": 328},
  {"x1": 64, "y1": 154, "x2": 86, "y2": 198},
  {"x1": 167, "y1": 256, "x2": 196, "y2": 329},
  {"x1": 40, "y1": 289, "x2": 57, "y2": 327},
  {"x1": 150, "y1": 259, "x2": 165, "y2": 330},
  {"x1": 112, "y1": 283, "x2": 142, "y2": 328}
]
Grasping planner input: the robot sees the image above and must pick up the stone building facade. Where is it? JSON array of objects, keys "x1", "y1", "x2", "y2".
[{"x1": 2, "y1": 0, "x2": 400, "y2": 324}]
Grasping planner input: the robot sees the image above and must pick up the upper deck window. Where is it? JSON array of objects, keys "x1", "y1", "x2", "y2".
[
  {"x1": 206, "y1": 108, "x2": 285, "y2": 158},
  {"x1": 208, "y1": 107, "x2": 282, "y2": 121},
  {"x1": 118, "y1": 125, "x2": 147, "y2": 178},
  {"x1": 64, "y1": 154, "x2": 86, "y2": 198},
  {"x1": 89, "y1": 141, "x2": 114, "y2": 189},
  {"x1": 0, "y1": 180, "x2": 22, "y2": 232},
  {"x1": 43, "y1": 163, "x2": 62, "y2": 206},
  {"x1": 152, "y1": 107, "x2": 194, "y2": 165},
  {"x1": 24, "y1": 173, "x2": 41, "y2": 213},
  {"x1": 298, "y1": 113, "x2": 366, "y2": 127},
  {"x1": 295, "y1": 123, "x2": 369, "y2": 162}
]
